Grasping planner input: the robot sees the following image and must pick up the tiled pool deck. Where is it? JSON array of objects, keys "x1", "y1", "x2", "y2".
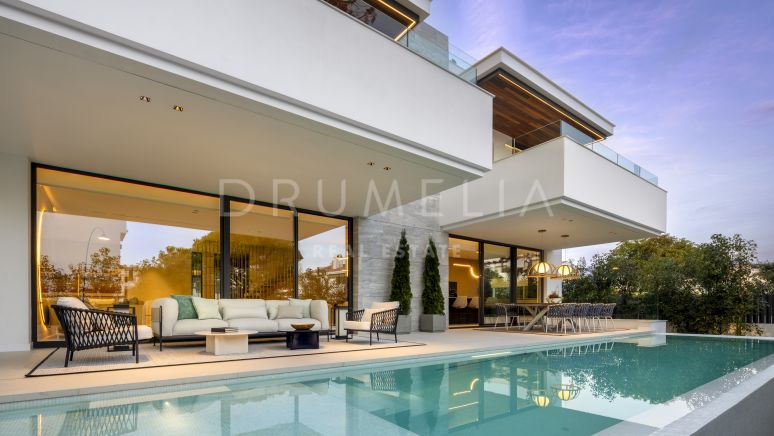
[{"x1": 0, "y1": 326, "x2": 655, "y2": 405}]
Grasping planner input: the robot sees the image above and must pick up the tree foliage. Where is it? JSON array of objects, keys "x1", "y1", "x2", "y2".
[
  {"x1": 390, "y1": 229, "x2": 412, "y2": 315},
  {"x1": 422, "y1": 238, "x2": 444, "y2": 315},
  {"x1": 563, "y1": 234, "x2": 767, "y2": 335}
]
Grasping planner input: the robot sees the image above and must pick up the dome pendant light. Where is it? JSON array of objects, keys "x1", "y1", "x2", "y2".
[
  {"x1": 552, "y1": 248, "x2": 580, "y2": 280},
  {"x1": 528, "y1": 230, "x2": 555, "y2": 278}
]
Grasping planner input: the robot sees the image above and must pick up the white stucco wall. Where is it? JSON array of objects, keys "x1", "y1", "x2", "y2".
[
  {"x1": 6, "y1": 0, "x2": 493, "y2": 174},
  {"x1": 439, "y1": 137, "x2": 667, "y2": 234},
  {"x1": 0, "y1": 152, "x2": 30, "y2": 351}
]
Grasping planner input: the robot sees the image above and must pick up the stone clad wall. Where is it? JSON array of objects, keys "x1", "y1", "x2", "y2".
[{"x1": 353, "y1": 195, "x2": 448, "y2": 331}]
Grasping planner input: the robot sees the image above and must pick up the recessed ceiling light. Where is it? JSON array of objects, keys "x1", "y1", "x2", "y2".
[
  {"x1": 367, "y1": 161, "x2": 375, "y2": 166},
  {"x1": 173, "y1": 105, "x2": 184, "y2": 112},
  {"x1": 561, "y1": 234, "x2": 570, "y2": 238},
  {"x1": 139, "y1": 96, "x2": 151, "y2": 102},
  {"x1": 383, "y1": 166, "x2": 391, "y2": 171}
]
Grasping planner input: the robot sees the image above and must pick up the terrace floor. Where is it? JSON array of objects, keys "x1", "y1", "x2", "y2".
[{"x1": 0, "y1": 325, "x2": 657, "y2": 405}]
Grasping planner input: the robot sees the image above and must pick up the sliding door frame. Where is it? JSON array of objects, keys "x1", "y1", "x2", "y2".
[
  {"x1": 30, "y1": 163, "x2": 353, "y2": 348},
  {"x1": 448, "y1": 233, "x2": 544, "y2": 327}
]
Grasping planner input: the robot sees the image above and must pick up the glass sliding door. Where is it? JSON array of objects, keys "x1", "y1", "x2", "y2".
[
  {"x1": 448, "y1": 237, "x2": 480, "y2": 326},
  {"x1": 297, "y1": 213, "x2": 350, "y2": 321},
  {"x1": 228, "y1": 200, "x2": 294, "y2": 300},
  {"x1": 516, "y1": 249, "x2": 543, "y2": 303},
  {"x1": 482, "y1": 244, "x2": 512, "y2": 324},
  {"x1": 35, "y1": 168, "x2": 220, "y2": 342}
]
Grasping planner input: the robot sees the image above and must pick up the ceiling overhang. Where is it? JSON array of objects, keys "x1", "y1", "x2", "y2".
[
  {"x1": 442, "y1": 198, "x2": 662, "y2": 250},
  {"x1": 475, "y1": 48, "x2": 615, "y2": 138}
]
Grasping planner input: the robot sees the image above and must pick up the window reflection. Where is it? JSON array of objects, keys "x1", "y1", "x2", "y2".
[
  {"x1": 517, "y1": 249, "x2": 543, "y2": 303},
  {"x1": 298, "y1": 213, "x2": 349, "y2": 318},
  {"x1": 448, "y1": 237, "x2": 480, "y2": 326},
  {"x1": 229, "y1": 201, "x2": 294, "y2": 300},
  {"x1": 482, "y1": 244, "x2": 511, "y2": 324},
  {"x1": 35, "y1": 168, "x2": 220, "y2": 341}
]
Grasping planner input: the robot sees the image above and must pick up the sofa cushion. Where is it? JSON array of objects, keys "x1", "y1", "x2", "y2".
[
  {"x1": 171, "y1": 319, "x2": 228, "y2": 336},
  {"x1": 342, "y1": 320, "x2": 370, "y2": 331},
  {"x1": 276, "y1": 318, "x2": 322, "y2": 332},
  {"x1": 192, "y1": 297, "x2": 222, "y2": 320},
  {"x1": 137, "y1": 325, "x2": 153, "y2": 341},
  {"x1": 370, "y1": 301, "x2": 399, "y2": 311},
  {"x1": 266, "y1": 300, "x2": 290, "y2": 320},
  {"x1": 288, "y1": 298, "x2": 312, "y2": 318},
  {"x1": 452, "y1": 297, "x2": 468, "y2": 309},
  {"x1": 228, "y1": 318, "x2": 279, "y2": 332},
  {"x1": 172, "y1": 295, "x2": 197, "y2": 320},
  {"x1": 219, "y1": 299, "x2": 268, "y2": 320},
  {"x1": 57, "y1": 296, "x2": 89, "y2": 310},
  {"x1": 276, "y1": 305, "x2": 303, "y2": 319}
]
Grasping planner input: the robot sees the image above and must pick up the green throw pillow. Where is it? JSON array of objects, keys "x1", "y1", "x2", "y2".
[{"x1": 172, "y1": 295, "x2": 197, "y2": 320}]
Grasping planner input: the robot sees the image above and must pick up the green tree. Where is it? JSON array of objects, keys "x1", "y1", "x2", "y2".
[
  {"x1": 563, "y1": 234, "x2": 764, "y2": 335},
  {"x1": 390, "y1": 229, "x2": 412, "y2": 315},
  {"x1": 86, "y1": 247, "x2": 122, "y2": 297},
  {"x1": 299, "y1": 267, "x2": 347, "y2": 305},
  {"x1": 422, "y1": 238, "x2": 444, "y2": 315}
]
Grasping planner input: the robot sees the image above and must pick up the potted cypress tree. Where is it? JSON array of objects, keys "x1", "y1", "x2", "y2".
[
  {"x1": 420, "y1": 237, "x2": 446, "y2": 332},
  {"x1": 390, "y1": 229, "x2": 412, "y2": 334}
]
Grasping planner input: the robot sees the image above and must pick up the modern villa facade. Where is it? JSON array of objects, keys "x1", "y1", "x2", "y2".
[{"x1": 0, "y1": 0, "x2": 666, "y2": 352}]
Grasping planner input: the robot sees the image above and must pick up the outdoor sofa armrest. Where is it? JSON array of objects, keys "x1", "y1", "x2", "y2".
[
  {"x1": 347, "y1": 309, "x2": 365, "y2": 322},
  {"x1": 151, "y1": 298, "x2": 178, "y2": 337},
  {"x1": 310, "y1": 300, "x2": 330, "y2": 330},
  {"x1": 370, "y1": 308, "x2": 399, "y2": 333}
]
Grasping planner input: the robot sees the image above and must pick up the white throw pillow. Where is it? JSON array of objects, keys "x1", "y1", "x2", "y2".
[
  {"x1": 219, "y1": 299, "x2": 268, "y2": 320},
  {"x1": 266, "y1": 301, "x2": 289, "y2": 320},
  {"x1": 468, "y1": 297, "x2": 480, "y2": 309},
  {"x1": 370, "y1": 301, "x2": 399, "y2": 311},
  {"x1": 288, "y1": 298, "x2": 312, "y2": 318},
  {"x1": 362, "y1": 308, "x2": 378, "y2": 324},
  {"x1": 192, "y1": 297, "x2": 222, "y2": 320},
  {"x1": 276, "y1": 305, "x2": 303, "y2": 319},
  {"x1": 452, "y1": 297, "x2": 468, "y2": 309},
  {"x1": 57, "y1": 297, "x2": 90, "y2": 310}
]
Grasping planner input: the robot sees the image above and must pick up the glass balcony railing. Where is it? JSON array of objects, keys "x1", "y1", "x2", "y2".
[
  {"x1": 494, "y1": 121, "x2": 659, "y2": 185},
  {"x1": 324, "y1": 0, "x2": 477, "y2": 83},
  {"x1": 398, "y1": 30, "x2": 477, "y2": 83}
]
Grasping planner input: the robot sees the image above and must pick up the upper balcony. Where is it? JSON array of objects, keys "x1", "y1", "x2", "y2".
[
  {"x1": 0, "y1": 0, "x2": 492, "y2": 216},
  {"x1": 439, "y1": 129, "x2": 667, "y2": 249}
]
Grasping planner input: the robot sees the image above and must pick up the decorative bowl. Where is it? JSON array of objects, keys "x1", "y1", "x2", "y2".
[{"x1": 291, "y1": 323, "x2": 314, "y2": 331}]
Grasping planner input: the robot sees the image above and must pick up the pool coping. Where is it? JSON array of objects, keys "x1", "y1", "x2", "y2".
[
  {"x1": 651, "y1": 333, "x2": 774, "y2": 435},
  {"x1": 0, "y1": 328, "x2": 648, "y2": 406}
]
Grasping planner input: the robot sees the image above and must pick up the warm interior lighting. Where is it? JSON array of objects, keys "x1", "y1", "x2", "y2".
[
  {"x1": 496, "y1": 73, "x2": 604, "y2": 141},
  {"x1": 530, "y1": 390, "x2": 551, "y2": 408},
  {"x1": 552, "y1": 262, "x2": 579, "y2": 280},
  {"x1": 36, "y1": 209, "x2": 48, "y2": 335},
  {"x1": 453, "y1": 263, "x2": 479, "y2": 279},
  {"x1": 527, "y1": 229, "x2": 554, "y2": 278},
  {"x1": 97, "y1": 235, "x2": 110, "y2": 241},
  {"x1": 551, "y1": 384, "x2": 580, "y2": 401},
  {"x1": 375, "y1": 0, "x2": 416, "y2": 41}
]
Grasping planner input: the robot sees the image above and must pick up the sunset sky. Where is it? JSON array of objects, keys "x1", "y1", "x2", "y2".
[{"x1": 428, "y1": 0, "x2": 774, "y2": 261}]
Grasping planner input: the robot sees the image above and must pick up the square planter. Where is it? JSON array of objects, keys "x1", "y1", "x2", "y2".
[
  {"x1": 420, "y1": 314, "x2": 446, "y2": 332},
  {"x1": 396, "y1": 315, "x2": 412, "y2": 334}
]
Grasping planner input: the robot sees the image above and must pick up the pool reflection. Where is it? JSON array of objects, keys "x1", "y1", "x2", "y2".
[{"x1": 4, "y1": 336, "x2": 774, "y2": 436}]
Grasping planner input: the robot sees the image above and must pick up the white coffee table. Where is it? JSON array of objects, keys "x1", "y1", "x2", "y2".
[{"x1": 194, "y1": 330, "x2": 257, "y2": 356}]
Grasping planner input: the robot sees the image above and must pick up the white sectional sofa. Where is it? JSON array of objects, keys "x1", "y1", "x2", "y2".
[{"x1": 151, "y1": 298, "x2": 329, "y2": 350}]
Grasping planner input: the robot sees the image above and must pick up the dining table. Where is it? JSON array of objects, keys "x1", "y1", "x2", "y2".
[{"x1": 514, "y1": 303, "x2": 554, "y2": 331}]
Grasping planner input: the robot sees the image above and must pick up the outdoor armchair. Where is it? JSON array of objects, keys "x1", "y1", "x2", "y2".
[
  {"x1": 343, "y1": 302, "x2": 400, "y2": 345},
  {"x1": 53, "y1": 298, "x2": 152, "y2": 367}
]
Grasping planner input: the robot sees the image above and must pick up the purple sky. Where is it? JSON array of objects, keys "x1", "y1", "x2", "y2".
[{"x1": 427, "y1": 0, "x2": 774, "y2": 262}]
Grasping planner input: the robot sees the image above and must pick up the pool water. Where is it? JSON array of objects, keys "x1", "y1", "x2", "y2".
[{"x1": 2, "y1": 335, "x2": 774, "y2": 435}]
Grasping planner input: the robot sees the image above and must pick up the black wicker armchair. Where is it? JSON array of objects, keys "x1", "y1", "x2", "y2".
[
  {"x1": 345, "y1": 308, "x2": 399, "y2": 345},
  {"x1": 52, "y1": 305, "x2": 142, "y2": 367}
]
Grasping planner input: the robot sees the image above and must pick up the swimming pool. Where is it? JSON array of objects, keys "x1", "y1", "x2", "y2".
[{"x1": 1, "y1": 334, "x2": 774, "y2": 435}]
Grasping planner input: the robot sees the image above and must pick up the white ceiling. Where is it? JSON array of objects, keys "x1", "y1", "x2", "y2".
[
  {"x1": 444, "y1": 202, "x2": 656, "y2": 250},
  {"x1": 0, "y1": 20, "x2": 475, "y2": 218}
]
